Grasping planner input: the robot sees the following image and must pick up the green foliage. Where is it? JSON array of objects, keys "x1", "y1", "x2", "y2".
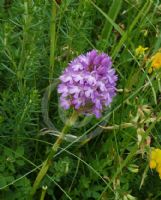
[
  {"x1": 0, "y1": 88, "x2": 40, "y2": 135},
  {"x1": 0, "y1": 0, "x2": 161, "y2": 199}
]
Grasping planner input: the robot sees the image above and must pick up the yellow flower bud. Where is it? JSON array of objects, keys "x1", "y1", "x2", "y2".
[
  {"x1": 135, "y1": 45, "x2": 148, "y2": 56},
  {"x1": 148, "y1": 67, "x2": 153, "y2": 74}
]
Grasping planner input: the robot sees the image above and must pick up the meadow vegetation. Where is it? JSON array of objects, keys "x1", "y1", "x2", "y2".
[{"x1": 0, "y1": 0, "x2": 161, "y2": 199}]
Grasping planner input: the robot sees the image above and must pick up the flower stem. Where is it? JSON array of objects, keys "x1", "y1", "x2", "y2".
[
  {"x1": 30, "y1": 111, "x2": 78, "y2": 199},
  {"x1": 40, "y1": 186, "x2": 47, "y2": 200}
]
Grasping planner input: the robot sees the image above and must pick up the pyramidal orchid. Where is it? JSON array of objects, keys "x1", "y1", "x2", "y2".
[{"x1": 58, "y1": 50, "x2": 118, "y2": 118}]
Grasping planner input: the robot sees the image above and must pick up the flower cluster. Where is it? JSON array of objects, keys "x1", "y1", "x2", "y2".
[
  {"x1": 149, "y1": 148, "x2": 161, "y2": 178},
  {"x1": 58, "y1": 50, "x2": 118, "y2": 118}
]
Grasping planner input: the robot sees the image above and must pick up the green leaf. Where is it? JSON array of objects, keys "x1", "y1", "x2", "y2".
[
  {"x1": 16, "y1": 159, "x2": 25, "y2": 166},
  {"x1": 0, "y1": 164, "x2": 5, "y2": 172},
  {"x1": 0, "y1": 176, "x2": 7, "y2": 188},
  {"x1": 15, "y1": 146, "x2": 24, "y2": 158}
]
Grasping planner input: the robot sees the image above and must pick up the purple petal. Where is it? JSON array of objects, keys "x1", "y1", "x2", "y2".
[
  {"x1": 60, "y1": 74, "x2": 73, "y2": 83},
  {"x1": 92, "y1": 108, "x2": 101, "y2": 118},
  {"x1": 72, "y1": 63, "x2": 84, "y2": 71},
  {"x1": 69, "y1": 86, "x2": 81, "y2": 94},
  {"x1": 60, "y1": 97, "x2": 71, "y2": 109}
]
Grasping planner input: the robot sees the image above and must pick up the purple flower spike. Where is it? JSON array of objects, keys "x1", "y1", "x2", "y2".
[{"x1": 57, "y1": 50, "x2": 118, "y2": 118}]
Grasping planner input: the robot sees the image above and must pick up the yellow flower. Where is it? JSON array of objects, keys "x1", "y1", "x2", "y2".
[
  {"x1": 155, "y1": 149, "x2": 161, "y2": 163},
  {"x1": 135, "y1": 45, "x2": 148, "y2": 56},
  {"x1": 149, "y1": 160, "x2": 156, "y2": 169},
  {"x1": 150, "y1": 148, "x2": 161, "y2": 178},
  {"x1": 151, "y1": 150, "x2": 157, "y2": 160},
  {"x1": 157, "y1": 166, "x2": 161, "y2": 172},
  {"x1": 151, "y1": 52, "x2": 161, "y2": 69}
]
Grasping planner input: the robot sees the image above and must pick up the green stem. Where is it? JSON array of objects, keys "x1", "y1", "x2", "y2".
[
  {"x1": 157, "y1": 74, "x2": 161, "y2": 92},
  {"x1": 30, "y1": 111, "x2": 77, "y2": 199},
  {"x1": 101, "y1": 0, "x2": 122, "y2": 49},
  {"x1": 40, "y1": 186, "x2": 47, "y2": 200},
  {"x1": 100, "y1": 122, "x2": 136, "y2": 130},
  {"x1": 49, "y1": 0, "x2": 57, "y2": 82}
]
